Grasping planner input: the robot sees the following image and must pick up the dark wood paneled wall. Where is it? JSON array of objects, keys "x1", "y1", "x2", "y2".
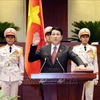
[{"x1": 42, "y1": 0, "x2": 68, "y2": 40}]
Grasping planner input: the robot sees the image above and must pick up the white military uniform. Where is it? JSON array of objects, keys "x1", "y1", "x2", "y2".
[
  {"x1": 0, "y1": 44, "x2": 24, "y2": 100},
  {"x1": 71, "y1": 44, "x2": 98, "y2": 100}
]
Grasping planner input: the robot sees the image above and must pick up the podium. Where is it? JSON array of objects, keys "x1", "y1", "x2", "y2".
[{"x1": 31, "y1": 72, "x2": 96, "y2": 100}]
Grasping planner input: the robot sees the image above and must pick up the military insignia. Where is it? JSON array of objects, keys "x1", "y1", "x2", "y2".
[
  {"x1": 86, "y1": 49, "x2": 94, "y2": 59},
  {"x1": 9, "y1": 50, "x2": 19, "y2": 61},
  {"x1": 83, "y1": 30, "x2": 87, "y2": 33},
  {"x1": 79, "y1": 50, "x2": 83, "y2": 53},
  {"x1": 3, "y1": 52, "x2": 7, "y2": 54},
  {"x1": 10, "y1": 30, "x2": 12, "y2": 32},
  {"x1": 10, "y1": 50, "x2": 19, "y2": 56},
  {"x1": 8, "y1": 63, "x2": 10, "y2": 66}
]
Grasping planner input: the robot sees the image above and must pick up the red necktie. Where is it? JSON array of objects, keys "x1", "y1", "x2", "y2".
[{"x1": 52, "y1": 46, "x2": 57, "y2": 64}]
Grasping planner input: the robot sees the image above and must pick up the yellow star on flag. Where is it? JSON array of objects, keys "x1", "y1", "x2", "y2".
[{"x1": 27, "y1": 3, "x2": 41, "y2": 30}]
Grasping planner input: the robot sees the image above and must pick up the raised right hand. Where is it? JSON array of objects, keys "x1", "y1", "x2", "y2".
[{"x1": 32, "y1": 32, "x2": 40, "y2": 45}]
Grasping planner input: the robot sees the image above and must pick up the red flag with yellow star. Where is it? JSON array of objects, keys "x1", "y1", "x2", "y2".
[{"x1": 25, "y1": 0, "x2": 45, "y2": 78}]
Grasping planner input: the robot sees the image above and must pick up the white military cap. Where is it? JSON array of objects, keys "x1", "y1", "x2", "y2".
[
  {"x1": 44, "y1": 26, "x2": 52, "y2": 35},
  {"x1": 4, "y1": 28, "x2": 16, "y2": 37},
  {"x1": 78, "y1": 28, "x2": 91, "y2": 38}
]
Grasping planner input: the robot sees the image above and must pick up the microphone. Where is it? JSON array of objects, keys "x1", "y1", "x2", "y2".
[
  {"x1": 56, "y1": 58, "x2": 65, "y2": 73},
  {"x1": 40, "y1": 58, "x2": 47, "y2": 72}
]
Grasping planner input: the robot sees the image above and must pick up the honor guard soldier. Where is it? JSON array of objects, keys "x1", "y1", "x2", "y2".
[
  {"x1": 0, "y1": 28, "x2": 24, "y2": 100},
  {"x1": 71, "y1": 28, "x2": 99, "y2": 100},
  {"x1": 44, "y1": 26, "x2": 52, "y2": 45}
]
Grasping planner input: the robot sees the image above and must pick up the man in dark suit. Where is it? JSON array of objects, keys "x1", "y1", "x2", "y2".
[{"x1": 28, "y1": 27, "x2": 85, "y2": 73}]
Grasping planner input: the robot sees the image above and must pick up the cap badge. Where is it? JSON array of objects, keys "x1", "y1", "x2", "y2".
[
  {"x1": 83, "y1": 30, "x2": 87, "y2": 33},
  {"x1": 10, "y1": 30, "x2": 12, "y2": 32}
]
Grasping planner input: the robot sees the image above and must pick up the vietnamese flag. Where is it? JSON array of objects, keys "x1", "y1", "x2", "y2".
[{"x1": 25, "y1": 0, "x2": 45, "y2": 78}]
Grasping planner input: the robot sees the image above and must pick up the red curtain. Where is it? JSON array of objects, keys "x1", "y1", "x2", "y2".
[{"x1": 25, "y1": 0, "x2": 45, "y2": 78}]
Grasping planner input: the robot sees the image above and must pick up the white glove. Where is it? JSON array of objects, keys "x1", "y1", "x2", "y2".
[
  {"x1": 94, "y1": 74, "x2": 99, "y2": 85},
  {"x1": 94, "y1": 80, "x2": 98, "y2": 85},
  {"x1": 18, "y1": 81, "x2": 22, "y2": 86}
]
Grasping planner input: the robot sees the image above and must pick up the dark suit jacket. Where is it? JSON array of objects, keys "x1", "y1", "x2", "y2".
[{"x1": 28, "y1": 44, "x2": 84, "y2": 73}]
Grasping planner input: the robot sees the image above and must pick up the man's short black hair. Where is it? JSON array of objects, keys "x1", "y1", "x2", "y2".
[{"x1": 50, "y1": 27, "x2": 63, "y2": 35}]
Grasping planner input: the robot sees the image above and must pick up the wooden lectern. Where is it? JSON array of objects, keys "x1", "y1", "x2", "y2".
[{"x1": 31, "y1": 72, "x2": 96, "y2": 100}]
